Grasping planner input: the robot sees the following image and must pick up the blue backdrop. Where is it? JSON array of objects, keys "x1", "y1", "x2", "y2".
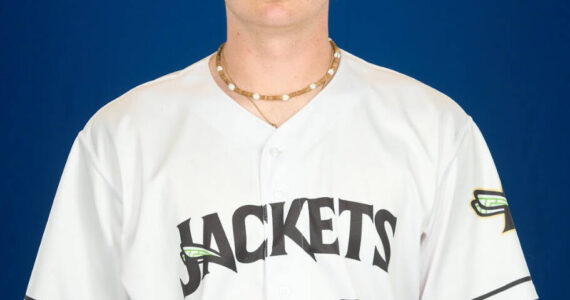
[{"x1": 2, "y1": 1, "x2": 568, "y2": 298}]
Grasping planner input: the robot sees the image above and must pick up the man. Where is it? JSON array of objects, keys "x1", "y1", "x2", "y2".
[{"x1": 25, "y1": 1, "x2": 539, "y2": 299}]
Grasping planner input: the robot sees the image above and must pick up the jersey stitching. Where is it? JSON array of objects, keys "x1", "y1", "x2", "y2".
[
  {"x1": 424, "y1": 115, "x2": 474, "y2": 238},
  {"x1": 76, "y1": 129, "x2": 123, "y2": 201}
]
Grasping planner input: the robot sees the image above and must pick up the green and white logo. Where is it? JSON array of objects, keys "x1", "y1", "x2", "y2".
[
  {"x1": 183, "y1": 246, "x2": 221, "y2": 259},
  {"x1": 470, "y1": 189, "x2": 515, "y2": 233}
]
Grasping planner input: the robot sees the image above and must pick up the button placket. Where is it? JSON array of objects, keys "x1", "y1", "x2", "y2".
[
  {"x1": 259, "y1": 139, "x2": 289, "y2": 300},
  {"x1": 264, "y1": 144, "x2": 290, "y2": 203}
]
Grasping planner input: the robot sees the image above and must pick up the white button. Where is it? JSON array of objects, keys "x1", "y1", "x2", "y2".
[
  {"x1": 274, "y1": 189, "x2": 285, "y2": 201},
  {"x1": 279, "y1": 286, "x2": 291, "y2": 298},
  {"x1": 269, "y1": 147, "x2": 281, "y2": 157}
]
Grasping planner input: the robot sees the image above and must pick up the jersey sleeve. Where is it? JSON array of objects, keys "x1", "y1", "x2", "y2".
[
  {"x1": 24, "y1": 130, "x2": 128, "y2": 300},
  {"x1": 419, "y1": 117, "x2": 539, "y2": 300}
]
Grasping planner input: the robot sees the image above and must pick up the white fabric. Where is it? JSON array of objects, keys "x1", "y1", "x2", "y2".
[{"x1": 25, "y1": 46, "x2": 539, "y2": 300}]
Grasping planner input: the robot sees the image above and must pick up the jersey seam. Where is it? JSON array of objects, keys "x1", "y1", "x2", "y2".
[
  {"x1": 76, "y1": 129, "x2": 123, "y2": 202},
  {"x1": 74, "y1": 129, "x2": 126, "y2": 291},
  {"x1": 424, "y1": 115, "x2": 474, "y2": 240}
]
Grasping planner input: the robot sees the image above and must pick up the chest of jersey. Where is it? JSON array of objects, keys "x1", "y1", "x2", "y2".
[{"x1": 117, "y1": 99, "x2": 430, "y2": 300}]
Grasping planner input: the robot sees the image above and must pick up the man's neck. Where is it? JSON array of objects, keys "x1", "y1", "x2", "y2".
[{"x1": 221, "y1": 8, "x2": 332, "y2": 95}]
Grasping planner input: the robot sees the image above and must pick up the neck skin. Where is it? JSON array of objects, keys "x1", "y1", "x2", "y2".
[{"x1": 218, "y1": 3, "x2": 332, "y2": 94}]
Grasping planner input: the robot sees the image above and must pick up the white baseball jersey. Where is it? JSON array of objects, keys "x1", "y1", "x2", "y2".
[{"x1": 25, "y1": 44, "x2": 539, "y2": 300}]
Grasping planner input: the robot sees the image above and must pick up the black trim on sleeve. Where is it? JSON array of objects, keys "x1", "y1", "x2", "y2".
[
  {"x1": 472, "y1": 276, "x2": 532, "y2": 300},
  {"x1": 24, "y1": 296, "x2": 36, "y2": 300}
]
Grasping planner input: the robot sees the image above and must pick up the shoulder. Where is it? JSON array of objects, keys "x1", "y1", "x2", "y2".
[
  {"x1": 342, "y1": 48, "x2": 470, "y2": 124},
  {"x1": 76, "y1": 54, "x2": 211, "y2": 168},
  {"x1": 81, "y1": 54, "x2": 210, "y2": 137},
  {"x1": 340, "y1": 48, "x2": 475, "y2": 161},
  {"x1": 87, "y1": 58, "x2": 207, "y2": 132}
]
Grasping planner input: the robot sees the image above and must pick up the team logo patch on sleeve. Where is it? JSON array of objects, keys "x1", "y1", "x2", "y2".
[{"x1": 470, "y1": 189, "x2": 515, "y2": 233}]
